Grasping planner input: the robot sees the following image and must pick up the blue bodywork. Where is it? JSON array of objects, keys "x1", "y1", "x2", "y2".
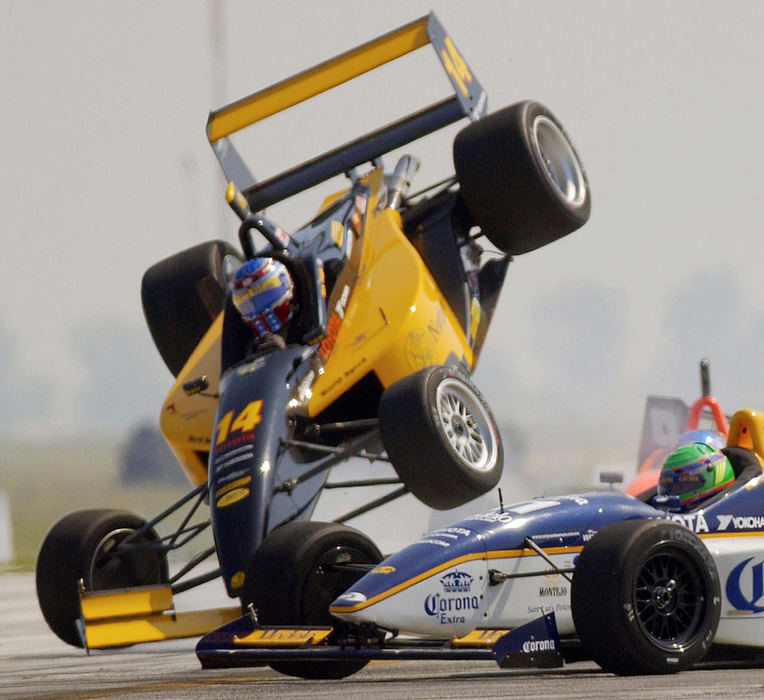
[{"x1": 333, "y1": 492, "x2": 661, "y2": 608}]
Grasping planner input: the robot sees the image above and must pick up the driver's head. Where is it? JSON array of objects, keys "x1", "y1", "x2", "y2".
[
  {"x1": 658, "y1": 443, "x2": 734, "y2": 511},
  {"x1": 230, "y1": 257, "x2": 294, "y2": 338}
]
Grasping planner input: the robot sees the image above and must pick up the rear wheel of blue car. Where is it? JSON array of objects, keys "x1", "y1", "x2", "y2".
[
  {"x1": 571, "y1": 519, "x2": 720, "y2": 675},
  {"x1": 243, "y1": 521, "x2": 382, "y2": 679},
  {"x1": 453, "y1": 100, "x2": 590, "y2": 255},
  {"x1": 379, "y1": 365, "x2": 503, "y2": 510},
  {"x1": 35, "y1": 509, "x2": 169, "y2": 648}
]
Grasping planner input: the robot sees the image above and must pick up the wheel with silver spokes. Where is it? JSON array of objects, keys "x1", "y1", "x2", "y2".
[
  {"x1": 379, "y1": 365, "x2": 503, "y2": 510},
  {"x1": 436, "y1": 377, "x2": 498, "y2": 475}
]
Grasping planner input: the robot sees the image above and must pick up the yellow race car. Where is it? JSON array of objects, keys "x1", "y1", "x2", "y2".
[{"x1": 36, "y1": 13, "x2": 590, "y2": 653}]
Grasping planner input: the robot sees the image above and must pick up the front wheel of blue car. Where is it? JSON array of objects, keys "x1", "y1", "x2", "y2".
[
  {"x1": 379, "y1": 365, "x2": 503, "y2": 510},
  {"x1": 571, "y1": 519, "x2": 720, "y2": 675},
  {"x1": 243, "y1": 521, "x2": 382, "y2": 679}
]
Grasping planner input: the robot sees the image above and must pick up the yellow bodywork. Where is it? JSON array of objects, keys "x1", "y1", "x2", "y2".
[
  {"x1": 727, "y1": 409, "x2": 764, "y2": 466},
  {"x1": 160, "y1": 315, "x2": 222, "y2": 486},
  {"x1": 78, "y1": 584, "x2": 240, "y2": 650},
  {"x1": 161, "y1": 166, "x2": 474, "y2": 485},
  {"x1": 206, "y1": 16, "x2": 430, "y2": 141},
  {"x1": 307, "y1": 168, "x2": 473, "y2": 414}
]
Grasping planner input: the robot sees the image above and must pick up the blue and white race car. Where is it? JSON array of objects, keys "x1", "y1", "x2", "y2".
[{"x1": 197, "y1": 407, "x2": 764, "y2": 678}]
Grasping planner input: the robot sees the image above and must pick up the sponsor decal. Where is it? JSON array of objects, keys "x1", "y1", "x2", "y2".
[
  {"x1": 417, "y1": 538, "x2": 451, "y2": 548},
  {"x1": 716, "y1": 514, "x2": 764, "y2": 531},
  {"x1": 669, "y1": 512, "x2": 709, "y2": 533},
  {"x1": 215, "y1": 400, "x2": 263, "y2": 447},
  {"x1": 440, "y1": 33, "x2": 472, "y2": 98},
  {"x1": 582, "y1": 529, "x2": 597, "y2": 542},
  {"x1": 424, "y1": 593, "x2": 480, "y2": 624},
  {"x1": 318, "y1": 285, "x2": 350, "y2": 361},
  {"x1": 440, "y1": 571, "x2": 473, "y2": 593},
  {"x1": 336, "y1": 591, "x2": 367, "y2": 605},
  {"x1": 240, "y1": 628, "x2": 331, "y2": 646},
  {"x1": 431, "y1": 527, "x2": 471, "y2": 539},
  {"x1": 727, "y1": 558, "x2": 764, "y2": 613},
  {"x1": 424, "y1": 570, "x2": 480, "y2": 624},
  {"x1": 405, "y1": 328, "x2": 435, "y2": 370},
  {"x1": 539, "y1": 585, "x2": 567, "y2": 598},
  {"x1": 230, "y1": 571, "x2": 245, "y2": 589},
  {"x1": 528, "y1": 602, "x2": 570, "y2": 615},
  {"x1": 533, "y1": 531, "x2": 580, "y2": 543},
  {"x1": 318, "y1": 312, "x2": 342, "y2": 361},
  {"x1": 467, "y1": 510, "x2": 513, "y2": 524},
  {"x1": 214, "y1": 450, "x2": 255, "y2": 474},
  {"x1": 427, "y1": 307, "x2": 447, "y2": 340},
  {"x1": 216, "y1": 487, "x2": 249, "y2": 508},
  {"x1": 522, "y1": 639, "x2": 556, "y2": 653},
  {"x1": 215, "y1": 474, "x2": 252, "y2": 497},
  {"x1": 371, "y1": 565, "x2": 395, "y2": 575}
]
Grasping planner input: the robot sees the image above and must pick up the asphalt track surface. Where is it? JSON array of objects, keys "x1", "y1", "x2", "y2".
[{"x1": 4, "y1": 572, "x2": 764, "y2": 699}]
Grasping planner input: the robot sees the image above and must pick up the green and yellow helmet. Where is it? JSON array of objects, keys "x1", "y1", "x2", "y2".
[{"x1": 658, "y1": 443, "x2": 734, "y2": 511}]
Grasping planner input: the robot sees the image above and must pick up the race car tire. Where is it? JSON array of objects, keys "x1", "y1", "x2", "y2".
[
  {"x1": 36, "y1": 509, "x2": 169, "y2": 648},
  {"x1": 142, "y1": 239, "x2": 242, "y2": 376},
  {"x1": 453, "y1": 100, "x2": 590, "y2": 255},
  {"x1": 571, "y1": 519, "x2": 720, "y2": 675},
  {"x1": 243, "y1": 521, "x2": 382, "y2": 679},
  {"x1": 379, "y1": 365, "x2": 503, "y2": 510}
]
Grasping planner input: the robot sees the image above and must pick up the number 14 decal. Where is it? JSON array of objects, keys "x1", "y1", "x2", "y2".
[{"x1": 216, "y1": 400, "x2": 263, "y2": 445}]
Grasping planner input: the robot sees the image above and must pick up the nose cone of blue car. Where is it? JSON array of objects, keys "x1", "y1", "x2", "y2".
[{"x1": 330, "y1": 522, "x2": 490, "y2": 637}]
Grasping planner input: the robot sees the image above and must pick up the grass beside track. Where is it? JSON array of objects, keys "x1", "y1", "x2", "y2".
[{"x1": 1, "y1": 435, "x2": 191, "y2": 570}]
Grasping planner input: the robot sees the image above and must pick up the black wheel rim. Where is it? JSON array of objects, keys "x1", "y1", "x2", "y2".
[
  {"x1": 633, "y1": 547, "x2": 705, "y2": 650},
  {"x1": 89, "y1": 528, "x2": 164, "y2": 591}
]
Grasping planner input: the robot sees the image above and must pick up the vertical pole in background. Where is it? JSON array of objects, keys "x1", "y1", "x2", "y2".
[
  {"x1": 211, "y1": 0, "x2": 233, "y2": 242},
  {"x1": 0, "y1": 492, "x2": 12, "y2": 563}
]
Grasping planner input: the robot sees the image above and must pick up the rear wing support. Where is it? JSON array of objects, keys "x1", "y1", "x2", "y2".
[{"x1": 206, "y1": 13, "x2": 486, "y2": 211}]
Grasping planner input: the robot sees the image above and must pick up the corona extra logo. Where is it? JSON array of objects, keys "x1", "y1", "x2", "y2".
[{"x1": 440, "y1": 570, "x2": 473, "y2": 593}]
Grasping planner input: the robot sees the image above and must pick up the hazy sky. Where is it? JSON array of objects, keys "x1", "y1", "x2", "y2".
[{"x1": 2, "y1": 0, "x2": 763, "y2": 467}]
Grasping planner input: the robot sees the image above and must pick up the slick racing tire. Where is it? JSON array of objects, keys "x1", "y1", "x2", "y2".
[
  {"x1": 142, "y1": 239, "x2": 242, "y2": 376},
  {"x1": 379, "y1": 365, "x2": 503, "y2": 510},
  {"x1": 571, "y1": 519, "x2": 720, "y2": 675},
  {"x1": 243, "y1": 521, "x2": 382, "y2": 679},
  {"x1": 453, "y1": 100, "x2": 590, "y2": 255},
  {"x1": 36, "y1": 509, "x2": 169, "y2": 648}
]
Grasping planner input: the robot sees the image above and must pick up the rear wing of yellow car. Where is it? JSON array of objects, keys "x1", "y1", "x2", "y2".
[{"x1": 206, "y1": 12, "x2": 486, "y2": 212}]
